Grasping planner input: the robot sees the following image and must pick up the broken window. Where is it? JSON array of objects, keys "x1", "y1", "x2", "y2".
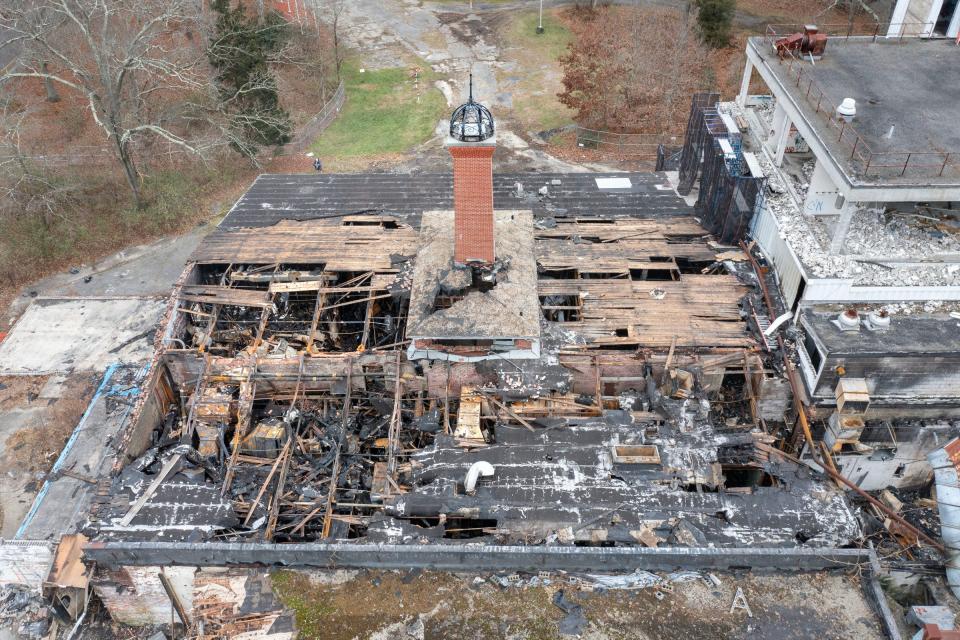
[{"x1": 801, "y1": 330, "x2": 824, "y2": 374}]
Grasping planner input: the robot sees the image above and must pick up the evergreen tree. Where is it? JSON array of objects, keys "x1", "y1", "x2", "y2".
[
  {"x1": 208, "y1": 0, "x2": 292, "y2": 154},
  {"x1": 695, "y1": 0, "x2": 735, "y2": 48}
]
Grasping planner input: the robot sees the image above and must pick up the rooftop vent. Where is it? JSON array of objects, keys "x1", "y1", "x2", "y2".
[
  {"x1": 835, "y1": 378, "x2": 870, "y2": 414},
  {"x1": 835, "y1": 308, "x2": 861, "y2": 331},
  {"x1": 865, "y1": 309, "x2": 891, "y2": 330},
  {"x1": 837, "y1": 98, "x2": 856, "y2": 123},
  {"x1": 775, "y1": 24, "x2": 827, "y2": 59}
]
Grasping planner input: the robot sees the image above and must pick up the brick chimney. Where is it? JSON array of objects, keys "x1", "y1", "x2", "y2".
[
  {"x1": 446, "y1": 76, "x2": 496, "y2": 265},
  {"x1": 449, "y1": 143, "x2": 495, "y2": 264}
]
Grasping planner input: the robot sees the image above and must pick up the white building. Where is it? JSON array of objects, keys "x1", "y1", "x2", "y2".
[{"x1": 734, "y1": 29, "x2": 960, "y2": 308}]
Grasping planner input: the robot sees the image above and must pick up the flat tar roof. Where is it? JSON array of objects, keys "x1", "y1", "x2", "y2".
[
  {"x1": 219, "y1": 172, "x2": 690, "y2": 229},
  {"x1": 801, "y1": 308, "x2": 960, "y2": 356},
  {"x1": 751, "y1": 37, "x2": 960, "y2": 187}
]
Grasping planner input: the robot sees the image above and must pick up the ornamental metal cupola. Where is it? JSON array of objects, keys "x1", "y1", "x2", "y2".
[{"x1": 449, "y1": 75, "x2": 495, "y2": 142}]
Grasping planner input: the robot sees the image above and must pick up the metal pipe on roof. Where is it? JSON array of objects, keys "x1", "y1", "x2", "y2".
[
  {"x1": 929, "y1": 442, "x2": 960, "y2": 598},
  {"x1": 464, "y1": 461, "x2": 494, "y2": 493}
]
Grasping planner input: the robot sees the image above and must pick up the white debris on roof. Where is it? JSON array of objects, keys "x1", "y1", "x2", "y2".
[
  {"x1": 721, "y1": 101, "x2": 960, "y2": 288},
  {"x1": 843, "y1": 208, "x2": 960, "y2": 259},
  {"x1": 595, "y1": 177, "x2": 632, "y2": 189}
]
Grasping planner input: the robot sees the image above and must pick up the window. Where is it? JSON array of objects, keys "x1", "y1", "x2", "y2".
[{"x1": 802, "y1": 331, "x2": 823, "y2": 373}]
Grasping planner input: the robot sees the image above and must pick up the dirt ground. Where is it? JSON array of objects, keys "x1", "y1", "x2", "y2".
[
  {"x1": 0, "y1": 373, "x2": 96, "y2": 534},
  {"x1": 271, "y1": 569, "x2": 885, "y2": 640}
]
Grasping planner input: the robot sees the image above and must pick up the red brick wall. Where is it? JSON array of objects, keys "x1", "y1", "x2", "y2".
[
  {"x1": 449, "y1": 145, "x2": 495, "y2": 264},
  {"x1": 925, "y1": 624, "x2": 960, "y2": 639}
]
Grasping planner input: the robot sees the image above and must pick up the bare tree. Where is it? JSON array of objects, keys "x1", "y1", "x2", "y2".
[
  {"x1": 316, "y1": 0, "x2": 345, "y2": 82},
  {"x1": 0, "y1": 101, "x2": 80, "y2": 229},
  {"x1": 0, "y1": 0, "x2": 217, "y2": 208},
  {"x1": 816, "y1": 0, "x2": 882, "y2": 30}
]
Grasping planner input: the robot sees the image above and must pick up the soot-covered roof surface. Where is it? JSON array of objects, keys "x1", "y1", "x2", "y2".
[{"x1": 219, "y1": 172, "x2": 690, "y2": 229}]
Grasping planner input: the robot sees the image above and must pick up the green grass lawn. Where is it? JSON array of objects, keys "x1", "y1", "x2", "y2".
[
  {"x1": 309, "y1": 59, "x2": 446, "y2": 160},
  {"x1": 499, "y1": 8, "x2": 575, "y2": 133},
  {"x1": 506, "y1": 8, "x2": 573, "y2": 61}
]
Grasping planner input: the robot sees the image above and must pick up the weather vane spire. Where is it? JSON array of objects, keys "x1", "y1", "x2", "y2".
[{"x1": 468, "y1": 73, "x2": 474, "y2": 103}]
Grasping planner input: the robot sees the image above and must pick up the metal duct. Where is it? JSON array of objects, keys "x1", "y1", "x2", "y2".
[{"x1": 928, "y1": 440, "x2": 960, "y2": 600}]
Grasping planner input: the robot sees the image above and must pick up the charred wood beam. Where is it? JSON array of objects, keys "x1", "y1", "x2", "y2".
[
  {"x1": 222, "y1": 364, "x2": 257, "y2": 496},
  {"x1": 305, "y1": 270, "x2": 329, "y2": 354},
  {"x1": 182, "y1": 353, "x2": 210, "y2": 442},
  {"x1": 265, "y1": 436, "x2": 293, "y2": 542},
  {"x1": 158, "y1": 570, "x2": 190, "y2": 627},
  {"x1": 481, "y1": 392, "x2": 535, "y2": 433},
  {"x1": 119, "y1": 453, "x2": 183, "y2": 527},
  {"x1": 243, "y1": 438, "x2": 291, "y2": 528},
  {"x1": 386, "y1": 352, "x2": 403, "y2": 480},
  {"x1": 198, "y1": 304, "x2": 221, "y2": 353},
  {"x1": 742, "y1": 352, "x2": 760, "y2": 431},
  {"x1": 361, "y1": 296, "x2": 374, "y2": 349},
  {"x1": 321, "y1": 362, "x2": 351, "y2": 539}
]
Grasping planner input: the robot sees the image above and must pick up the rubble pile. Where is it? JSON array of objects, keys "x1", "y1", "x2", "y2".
[{"x1": 0, "y1": 586, "x2": 50, "y2": 640}]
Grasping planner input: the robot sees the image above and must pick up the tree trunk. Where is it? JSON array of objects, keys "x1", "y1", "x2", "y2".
[
  {"x1": 113, "y1": 133, "x2": 143, "y2": 208},
  {"x1": 41, "y1": 62, "x2": 60, "y2": 103},
  {"x1": 333, "y1": 10, "x2": 343, "y2": 82}
]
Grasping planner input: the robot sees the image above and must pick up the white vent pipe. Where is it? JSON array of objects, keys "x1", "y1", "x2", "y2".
[{"x1": 465, "y1": 461, "x2": 495, "y2": 493}]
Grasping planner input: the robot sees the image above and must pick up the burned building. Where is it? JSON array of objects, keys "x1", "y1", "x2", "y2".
[{"x1": 73, "y1": 88, "x2": 875, "y2": 627}]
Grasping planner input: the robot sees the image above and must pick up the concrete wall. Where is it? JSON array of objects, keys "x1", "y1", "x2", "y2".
[
  {"x1": 0, "y1": 540, "x2": 54, "y2": 588},
  {"x1": 811, "y1": 353, "x2": 960, "y2": 410},
  {"x1": 904, "y1": 0, "x2": 941, "y2": 34},
  {"x1": 834, "y1": 440, "x2": 933, "y2": 490},
  {"x1": 750, "y1": 206, "x2": 807, "y2": 309}
]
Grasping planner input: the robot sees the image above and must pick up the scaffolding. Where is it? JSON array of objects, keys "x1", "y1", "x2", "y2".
[
  {"x1": 676, "y1": 92, "x2": 720, "y2": 195},
  {"x1": 677, "y1": 93, "x2": 767, "y2": 245}
]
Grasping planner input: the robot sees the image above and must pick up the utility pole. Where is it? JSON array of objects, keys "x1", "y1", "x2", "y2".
[{"x1": 537, "y1": 0, "x2": 545, "y2": 34}]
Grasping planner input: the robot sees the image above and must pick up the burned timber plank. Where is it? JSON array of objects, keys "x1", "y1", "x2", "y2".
[{"x1": 179, "y1": 285, "x2": 274, "y2": 309}]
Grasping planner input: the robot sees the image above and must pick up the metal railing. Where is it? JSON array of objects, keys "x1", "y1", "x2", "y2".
[
  {"x1": 764, "y1": 21, "x2": 947, "y2": 44},
  {"x1": 574, "y1": 127, "x2": 681, "y2": 157},
  {"x1": 288, "y1": 79, "x2": 346, "y2": 151},
  {"x1": 759, "y1": 25, "x2": 959, "y2": 179}
]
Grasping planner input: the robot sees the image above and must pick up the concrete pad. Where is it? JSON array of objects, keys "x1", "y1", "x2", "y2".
[
  {"x1": 16, "y1": 364, "x2": 148, "y2": 540},
  {"x1": 0, "y1": 297, "x2": 165, "y2": 375}
]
